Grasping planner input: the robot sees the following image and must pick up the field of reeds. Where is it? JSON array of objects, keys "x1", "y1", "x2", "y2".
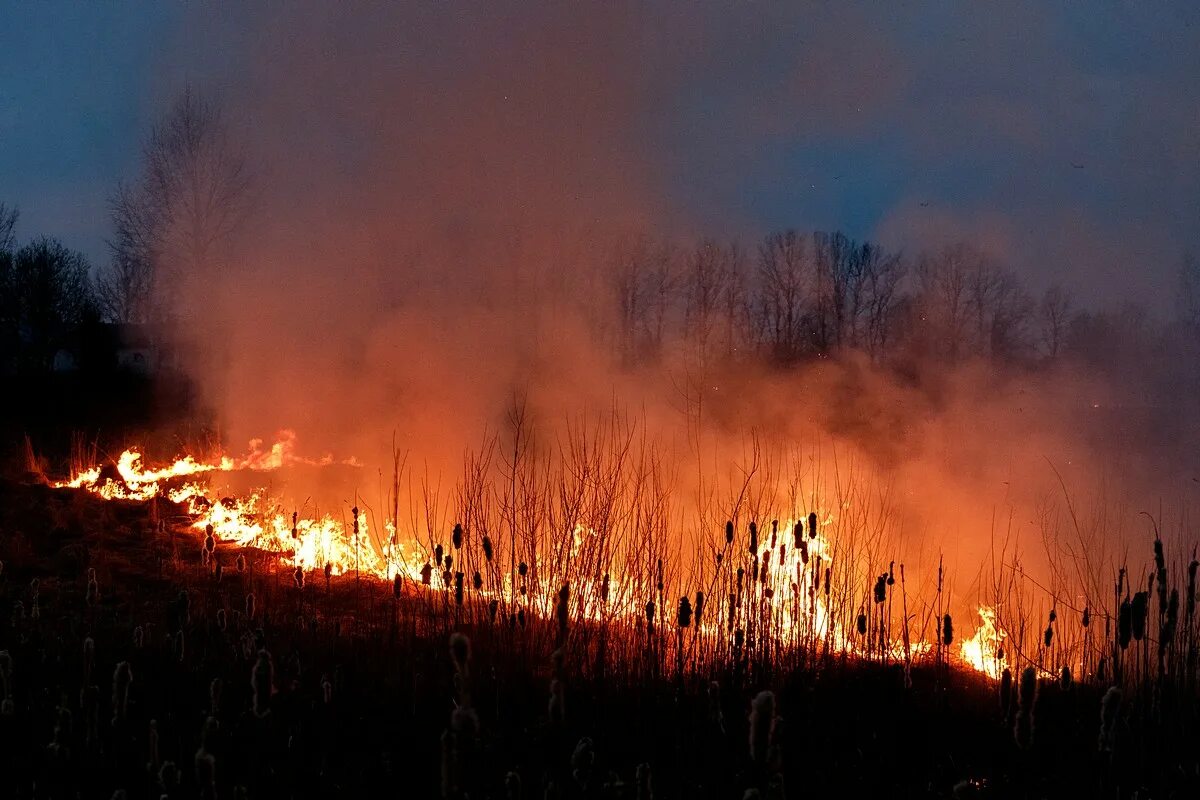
[{"x1": 1, "y1": 410, "x2": 1199, "y2": 798}]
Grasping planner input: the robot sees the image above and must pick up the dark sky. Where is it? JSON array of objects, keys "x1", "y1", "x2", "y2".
[{"x1": 2, "y1": 1, "x2": 1197, "y2": 310}]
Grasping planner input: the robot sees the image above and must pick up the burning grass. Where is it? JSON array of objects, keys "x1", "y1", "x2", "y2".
[{"x1": 1, "y1": 418, "x2": 1197, "y2": 796}]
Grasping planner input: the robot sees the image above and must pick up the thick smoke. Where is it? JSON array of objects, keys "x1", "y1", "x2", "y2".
[{"x1": 148, "y1": 2, "x2": 1199, "y2": 621}]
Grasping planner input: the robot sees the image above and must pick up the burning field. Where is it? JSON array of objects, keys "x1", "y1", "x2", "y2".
[
  {"x1": 4, "y1": 2, "x2": 1200, "y2": 797},
  {"x1": 0, "y1": 404, "x2": 1195, "y2": 798}
]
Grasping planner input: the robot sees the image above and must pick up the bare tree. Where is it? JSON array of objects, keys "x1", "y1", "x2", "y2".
[
  {"x1": 857, "y1": 242, "x2": 905, "y2": 360},
  {"x1": 99, "y1": 86, "x2": 250, "y2": 323},
  {"x1": 1037, "y1": 284, "x2": 1073, "y2": 358},
  {"x1": 0, "y1": 203, "x2": 17, "y2": 254},
  {"x1": 755, "y1": 230, "x2": 809, "y2": 364}
]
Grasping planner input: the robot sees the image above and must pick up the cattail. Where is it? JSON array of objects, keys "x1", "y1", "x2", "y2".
[
  {"x1": 571, "y1": 737, "x2": 595, "y2": 789},
  {"x1": 435, "y1": 543, "x2": 444, "y2": 566},
  {"x1": 636, "y1": 764, "x2": 653, "y2": 800},
  {"x1": 455, "y1": 572, "x2": 464, "y2": 606},
  {"x1": 504, "y1": 771, "x2": 523, "y2": 800},
  {"x1": 999, "y1": 668, "x2": 1013, "y2": 718},
  {"x1": 321, "y1": 674, "x2": 332, "y2": 704},
  {"x1": 146, "y1": 719, "x2": 160, "y2": 773},
  {"x1": 488, "y1": 599, "x2": 499, "y2": 622},
  {"x1": 251, "y1": 649, "x2": 274, "y2": 717},
  {"x1": 450, "y1": 633, "x2": 472, "y2": 675},
  {"x1": 452, "y1": 523, "x2": 463, "y2": 550},
  {"x1": 86, "y1": 569, "x2": 99, "y2": 606},
  {"x1": 517, "y1": 608, "x2": 526, "y2": 627},
  {"x1": 1131, "y1": 591, "x2": 1149, "y2": 640},
  {"x1": 943, "y1": 614, "x2": 954, "y2": 646},
  {"x1": 293, "y1": 566, "x2": 304, "y2": 589},
  {"x1": 1082, "y1": 606, "x2": 1090, "y2": 628},
  {"x1": 798, "y1": 539, "x2": 808, "y2": 564},
  {"x1": 174, "y1": 630, "x2": 185, "y2": 662},
  {"x1": 749, "y1": 690, "x2": 775, "y2": 763},
  {"x1": 725, "y1": 520, "x2": 734, "y2": 545},
  {"x1": 482, "y1": 536, "x2": 493, "y2": 562},
  {"x1": 1043, "y1": 624, "x2": 1053, "y2": 649},
  {"x1": 549, "y1": 678, "x2": 566, "y2": 726},
  {"x1": 1098, "y1": 685, "x2": 1122, "y2": 753},
  {"x1": 645, "y1": 600, "x2": 655, "y2": 633},
  {"x1": 728, "y1": 593, "x2": 737, "y2": 631},
  {"x1": 1014, "y1": 666, "x2": 1037, "y2": 749},
  {"x1": 194, "y1": 717, "x2": 218, "y2": 798},
  {"x1": 472, "y1": 571, "x2": 482, "y2": 591},
  {"x1": 873, "y1": 574, "x2": 887, "y2": 604},
  {"x1": 708, "y1": 680, "x2": 724, "y2": 731},
  {"x1": 133, "y1": 626, "x2": 144, "y2": 649},
  {"x1": 158, "y1": 761, "x2": 180, "y2": 797},
  {"x1": 11, "y1": 601, "x2": 23, "y2": 626},
  {"x1": 1060, "y1": 666, "x2": 1072, "y2": 690},
  {"x1": 856, "y1": 612, "x2": 868, "y2": 636},
  {"x1": 518, "y1": 561, "x2": 528, "y2": 578},
  {"x1": 110, "y1": 662, "x2": 132, "y2": 723},
  {"x1": 792, "y1": 520, "x2": 802, "y2": 548},
  {"x1": 601, "y1": 573, "x2": 610, "y2": 603},
  {"x1": 736, "y1": 567, "x2": 745, "y2": 593},
  {"x1": 749, "y1": 521, "x2": 758, "y2": 555},
  {"x1": 556, "y1": 584, "x2": 570, "y2": 636},
  {"x1": 677, "y1": 596, "x2": 692, "y2": 628},
  {"x1": 1118, "y1": 596, "x2": 1132, "y2": 649},
  {"x1": 216, "y1": 608, "x2": 227, "y2": 631},
  {"x1": 210, "y1": 678, "x2": 222, "y2": 715},
  {"x1": 421, "y1": 562, "x2": 433, "y2": 586},
  {"x1": 393, "y1": 573, "x2": 404, "y2": 598},
  {"x1": 694, "y1": 591, "x2": 705, "y2": 623},
  {"x1": 83, "y1": 636, "x2": 95, "y2": 686},
  {"x1": 236, "y1": 554, "x2": 246, "y2": 573},
  {"x1": 808, "y1": 511, "x2": 818, "y2": 538},
  {"x1": 245, "y1": 592, "x2": 256, "y2": 620}
]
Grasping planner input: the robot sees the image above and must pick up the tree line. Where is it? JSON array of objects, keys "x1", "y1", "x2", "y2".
[{"x1": 2, "y1": 86, "x2": 1196, "y2": 382}]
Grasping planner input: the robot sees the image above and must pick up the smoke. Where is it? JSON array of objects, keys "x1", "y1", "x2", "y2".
[{"x1": 130, "y1": 2, "x2": 1200, "y2": 620}]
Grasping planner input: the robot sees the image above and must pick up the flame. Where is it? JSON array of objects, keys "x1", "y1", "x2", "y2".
[
  {"x1": 55, "y1": 438, "x2": 944, "y2": 666},
  {"x1": 960, "y1": 605, "x2": 1007, "y2": 679}
]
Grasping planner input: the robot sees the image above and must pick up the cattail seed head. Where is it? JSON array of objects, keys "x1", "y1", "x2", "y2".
[
  {"x1": 749, "y1": 690, "x2": 776, "y2": 763},
  {"x1": 725, "y1": 520, "x2": 734, "y2": 545},
  {"x1": 677, "y1": 596, "x2": 692, "y2": 628},
  {"x1": 450, "y1": 633, "x2": 471, "y2": 674},
  {"x1": 482, "y1": 536, "x2": 493, "y2": 561},
  {"x1": 943, "y1": 614, "x2": 954, "y2": 646},
  {"x1": 1098, "y1": 685, "x2": 1122, "y2": 753},
  {"x1": 808, "y1": 512, "x2": 818, "y2": 538},
  {"x1": 452, "y1": 523, "x2": 463, "y2": 550},
  {"x1": 1014, "y1": 666, "x2": 1038, "y2": 750},
  {"x1": 1131, "y1": 591, "x2": 1149, "y2": 640}
]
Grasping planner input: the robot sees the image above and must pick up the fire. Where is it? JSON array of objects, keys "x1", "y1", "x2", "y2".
[
  {"x1": 54, "y1": 436, "x2": 988, "y2": 672},
  {"x1": 960, "y1": 605, "x2": 1007, "y2": 679}
]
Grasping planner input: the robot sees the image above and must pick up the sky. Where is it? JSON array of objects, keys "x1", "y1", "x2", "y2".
[{"x1": 1, "y1": 1, "x2": 1198, "y2": 311}]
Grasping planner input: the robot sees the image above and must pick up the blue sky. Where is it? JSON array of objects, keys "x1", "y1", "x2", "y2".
[{"x1": 1, "y1": 2, "x2": 1197, "y2": 310}]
